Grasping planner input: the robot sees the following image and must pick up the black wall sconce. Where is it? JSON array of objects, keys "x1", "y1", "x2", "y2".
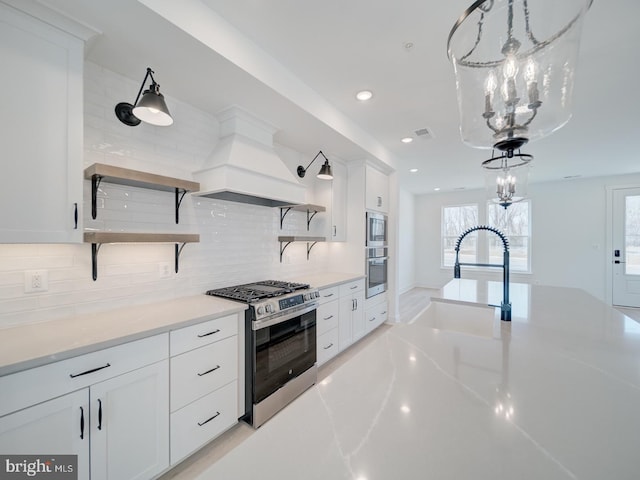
[
  {"x1": 115, "y1": 67, "x2": 173, "y2": 127},
  {"x1": 297, "y1": 150, "x2": 333, "y2": 180}
]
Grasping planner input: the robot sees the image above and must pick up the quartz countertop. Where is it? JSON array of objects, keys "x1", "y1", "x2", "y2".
[
  {"x1": 0, "y1": 295, "x2": 246, "y2": 377},
  {"x1": 195, "y1": 284, "x2": 640, "y2": 479},
  {"x1": 289, "y1": 272, "x2": 365, "y2": 289}
]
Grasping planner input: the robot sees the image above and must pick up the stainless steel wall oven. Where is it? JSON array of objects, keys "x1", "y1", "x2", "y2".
[{"x1": 366, "y1": 247, "x2": 388, "y2": 298}]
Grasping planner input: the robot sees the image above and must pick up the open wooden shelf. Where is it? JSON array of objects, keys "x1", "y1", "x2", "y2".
[{"x1": 277, "y1": 236, "x2": 326, "y2": 262}]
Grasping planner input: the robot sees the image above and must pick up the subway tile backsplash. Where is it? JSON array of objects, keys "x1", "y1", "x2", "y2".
[{"x1": 0, "y1": 62, "x2": 328, "y2": 328}]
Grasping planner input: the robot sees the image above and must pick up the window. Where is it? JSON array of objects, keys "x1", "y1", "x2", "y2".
[
  {"x1": 487, "y1": 200, "x2": 531, "y2": 272},
  {"x1": 442, "y1": 204, "x2": 478, "y2": 267},
  {"x1": 441, "y1": 200, "x2": 531, "y2": 272}
]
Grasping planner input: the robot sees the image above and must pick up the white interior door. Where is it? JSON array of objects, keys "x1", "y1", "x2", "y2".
[{"x1": 612, "y1": 188, "x2": 640, "y2": 307}]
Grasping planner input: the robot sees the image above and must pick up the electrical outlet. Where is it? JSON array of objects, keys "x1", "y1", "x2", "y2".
[
  {"x1": 159, "y1": 262, "x2": 171, "y2": 279},
  {"x1": 24, "y1": 270, "x2": 48, "y2": 293}
]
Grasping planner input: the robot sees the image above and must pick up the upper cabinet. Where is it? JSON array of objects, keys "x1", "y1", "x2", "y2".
[
  {"x1": 315, "y1": 160, "x2": 347, "y2": 241},
  {"x1": 0, "y1": 3, "x2": 84, "y2": 243},
  {"x1": 365, "y1": 165, "x2": 390, "y2": 213}
]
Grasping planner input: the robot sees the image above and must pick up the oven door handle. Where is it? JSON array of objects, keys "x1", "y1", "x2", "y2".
[{"x1": 252, "y1": 302, "x2": 318, "y2": 331}]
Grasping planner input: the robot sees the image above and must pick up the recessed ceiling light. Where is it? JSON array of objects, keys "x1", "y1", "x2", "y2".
[
  {"x1": 401, "y1": 137, "x2": 413, "y2": 143},
  {"x1": 356, "y1": 90, "x2": 373, "y2": 101},
  {"x1": 409, "y1": 168, "x2": 418, "y2": 173},
  {"x1": 434, "y1": 187, "x2": 441, "y2": 191}
]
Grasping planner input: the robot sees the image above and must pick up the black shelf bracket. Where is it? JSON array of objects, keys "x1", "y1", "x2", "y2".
[
  {"x1": 175, "y1": 188, "x2": 188, "y2": 224},
  {"x1": 279, "y1": 240, "x2": 293, "y2": 263},
  {"x1": 91, "y1": 175, "x2": 103, "y2": 220},
  {"x1": 175, "y1": 243, "x2": 188, "y2": 273},
  {"x1": 90, "y1": 243, "x2": 102, "y2": 281},
  {"x1": 306, "y1": 210, "x2": 319, "y2": 231},
  {"x1": 280, "y1": 207, "x2": 293, "y2": 229},
  {"x1": 306, "y1": 241, "x2": 319, "y2": 260}
]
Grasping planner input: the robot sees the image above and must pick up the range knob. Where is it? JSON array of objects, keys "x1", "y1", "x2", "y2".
[
  {"x1": 314, "y1": 291, "x2": 320, "y2": 298},
  {"x1": 265, "y1": 303, "x2": 274, "y2": 313},
  {"x1": 304, "y1": 293, "x2": 311, "y2": 301},
  {"x1": 257, "y1": 306, "x2": 265, "y2": 315}
]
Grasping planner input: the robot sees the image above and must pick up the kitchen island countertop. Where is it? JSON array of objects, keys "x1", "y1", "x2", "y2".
[
  {"x1": 195, "y1": 283, "x2": 640, "y2": 480},
  {"x1": 0, "y1": 295, "x2": 246, "y2": 376}
]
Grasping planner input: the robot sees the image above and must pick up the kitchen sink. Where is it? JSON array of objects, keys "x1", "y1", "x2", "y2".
[{"x1": 417, "y1": 300, "x2": 497, "y2": 338}]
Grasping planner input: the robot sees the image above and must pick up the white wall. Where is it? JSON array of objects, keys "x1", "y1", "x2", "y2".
[
  {"x1": 398, "y1": 188, "x2": 416, "y2": 294},
  {"x1": 414, "y1": 174, "x2": 640, "y2": 302},
  {"x1": 0, "y1": 62, "x2": 331, "y2": 328}
]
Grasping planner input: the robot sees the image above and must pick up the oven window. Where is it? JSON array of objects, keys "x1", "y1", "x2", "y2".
[
  {"x1": 368, "y1": 258, "x2": 388, "y2": 288},
  {"x1": 368, "y1": 218, "x2": 386, "y2": 243},
  {"x1": 253, "y1": 311, "x2": 316, "y2": 403}
]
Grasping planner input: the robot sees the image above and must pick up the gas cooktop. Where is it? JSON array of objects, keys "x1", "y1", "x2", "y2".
[{"x1": 205, "y1": 280, "x2": 310, "y2": 303}]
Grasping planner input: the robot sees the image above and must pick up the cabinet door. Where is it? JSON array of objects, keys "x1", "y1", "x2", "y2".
[
  {"x1": 90, "y1": 360, "x2": 169, "y2": 480},
  {"x1": 314, "y1": 160, "x2": 347, "y2": 242},
  {"x1": 351, "y1": 291, "x2": 366, "y2": 342},
  {"x1": 0, "y1": 389, "x2": 90, "y2": 479},
  {"x1": 338, "y1": 296, "x2": 354, "y2": 351},
  {"x1": 365, "y1": 166, "x2": 389, "y2": 213},
  {"x1": 0, "y1": 3, "x2": 83, "y2": 243}
]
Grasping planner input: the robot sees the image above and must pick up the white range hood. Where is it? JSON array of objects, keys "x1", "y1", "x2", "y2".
[{"x1": 193, "y1": 107, "x2": 306, "y2": 207}]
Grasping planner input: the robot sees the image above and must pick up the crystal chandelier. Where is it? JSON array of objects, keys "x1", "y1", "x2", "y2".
[{"x1": 447, "y1": 0, "x2": 592, "y2": 206}]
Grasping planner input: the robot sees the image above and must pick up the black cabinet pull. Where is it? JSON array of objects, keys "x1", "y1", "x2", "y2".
[
  {"x1": 324, "y1": 293, "x2": 334, "y2": 298},
  {"x1": 80, "y1": 406, "x2": 85, "y2": 439},
  {"x1": 369, "y1": 317, "x2": 376, "y2": 322},
  {"x1": 98, "y1": 399, "x2": 103, "y2": 430},
  {"x1": 323, "y1": 343, "x2": 333, "y2": 350},
  {"x1": 197, "y1": 329, "x2": 220, "y2": 338},
  {"x1": 198, "y1": 411, "x2": 220, "y2": 426},
  {"x1": 197, "y1": 365, "x2": 221, "y2": 377},
  {"x1": 350, "y1": 285, "x2": 358, "y2": 290},
  {"x1": 69, "y1": 363, "x2": 111, "y2": 378},
  {"x1": 323, "y1": 315, "x2": 334, "y2": 321},
  {"x1": 74, "y1": 203, "x2": 78, "y2": 229}
]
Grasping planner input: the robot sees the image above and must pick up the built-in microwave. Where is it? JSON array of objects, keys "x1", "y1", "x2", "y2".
[{"x1": 366, "y1": 211, "x2": 388, "y2": 247}]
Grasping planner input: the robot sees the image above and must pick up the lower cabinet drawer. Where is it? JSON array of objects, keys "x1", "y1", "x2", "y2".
[
  {"x1": 170, "y1": 380, "x2": 238, "y2": 465},
  {"x1": 170, "y1": 336, "x2": 238, "y2": 412},
  {"x1": 316, "y1": 300, "x2": 339, "y2": 336},
  {"x1": 317, "y1": 327, "x2": 339, "y2": 366}
]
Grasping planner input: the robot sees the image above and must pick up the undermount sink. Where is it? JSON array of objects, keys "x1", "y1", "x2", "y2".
[{"x1": 417, "y1": 300, "x2": 497, "y2": 338}]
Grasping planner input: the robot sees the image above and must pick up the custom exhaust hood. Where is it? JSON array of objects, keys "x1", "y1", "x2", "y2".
[{"x1": 193, "y1": 107, "x2": 306, "y2": 207}]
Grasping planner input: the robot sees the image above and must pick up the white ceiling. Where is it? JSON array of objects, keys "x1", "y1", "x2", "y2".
[{"x1": 35, "y1": 0, "x2": 640, "y2": 194}]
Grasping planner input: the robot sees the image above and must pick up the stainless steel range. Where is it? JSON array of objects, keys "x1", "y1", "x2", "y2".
[{"x1": 206, "y1": 280, "x2": 319, "y2": 428}]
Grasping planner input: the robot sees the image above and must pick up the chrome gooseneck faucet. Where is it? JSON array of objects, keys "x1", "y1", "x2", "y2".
[{"x1": 453, "y1": 225, "x2": 511, "y2": 322}]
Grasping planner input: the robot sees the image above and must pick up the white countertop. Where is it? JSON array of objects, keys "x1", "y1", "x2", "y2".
[
  {"x1": 195, "y1": 284, "x2": 640, "y2": 479},
  {"x1": 0, "y1": 295, "x2": 246, "y2": 376},
  {"x1": 289, "y1": 272, "x2": 365, "y2": 289}
]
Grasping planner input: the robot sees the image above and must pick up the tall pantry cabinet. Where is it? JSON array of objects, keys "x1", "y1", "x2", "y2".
[{"x1": 0, "y1": 2, "x2": 86, "y2": 243}]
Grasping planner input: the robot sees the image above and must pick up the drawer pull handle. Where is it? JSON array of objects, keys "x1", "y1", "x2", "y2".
[
  {"x1": 70, "y1": 363, "x2": 111, "y2": 378},
  {"x1": 381, "y1": 311, "x2": 387, "y2": 315},
  {"x1": 324, "y1": 293, "x2": 334, "y2": 298},
  {"x1": 197, "y1": 329, "x2": 221, "y2": 338},
  {"x1": 97, "y1": 399, "x2": 103, "y2": 430},
  {"x1": 197, "y1": 365, "x2": 221, "y2": 377},
  {"x1": 323, "y1": 315, "x2": 334, "y2": 320},
  {"x1": 198, "y1": 411, "x2": 221, "y2": 426},
  {"x1": 369, "y1": 317, "x2": 376, "y2": 322},
  {"x1": 80, "y1": 407, "x2": 85, "y2": 439},
  {"x1": 323, "y1": 343, "x2": 334, "y2": 350},
  {"x1": 350, "y1": 285, "x2": 357, "y2": 289}
]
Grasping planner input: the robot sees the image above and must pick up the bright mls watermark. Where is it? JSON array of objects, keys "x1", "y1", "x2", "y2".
[{"x1": 0, "y1": 455, "x2": 77, "y2": 480}]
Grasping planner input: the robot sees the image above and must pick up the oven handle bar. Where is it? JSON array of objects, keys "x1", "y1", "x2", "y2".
[{"x1": 252, "y1": 302, "x2": 318, "y2": 331}]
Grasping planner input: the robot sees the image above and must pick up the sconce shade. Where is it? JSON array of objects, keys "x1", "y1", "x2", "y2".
[
  {"x1": 317, "y1": 160, "x2": 333, "y2": 180},
  {"x1": 447, "y1": 0, "x2": 592, "y2": 151},
  {"x1": 132, "y1": 89, "x2": 173, "y2": 126}
]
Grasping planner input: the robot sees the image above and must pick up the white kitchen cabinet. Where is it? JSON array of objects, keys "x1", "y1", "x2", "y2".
[
  {"x1": 90, "y1": 360, "x2": 169, "y2": 480},
  {"x1": 0, "y1": 334, "x2": 169, "y2": 480},
  {"x1": 169, "y1": 314, "x2": 240, "y2": 465},
  {"x1": 0, "y1": 389, "x2": 90, "y2": 478},
  {"x1": 315, "y1": 160, "x2": 347, "y2": 241},
  {"x1": 365, "y1": 300, "x2": 389, "y2": 334},
  {"x1": 338, "y1": 280, "x2": 366, "y2": 350},
  {"x1": 316, "y1": 288, "x2": 340, "y2": 365},
  {"x1": 0, "y1": 2, "x2": 84, "y2": 243},
  {"x1": 365, "y1": 165, "x2": 390, "y2": 214}
]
